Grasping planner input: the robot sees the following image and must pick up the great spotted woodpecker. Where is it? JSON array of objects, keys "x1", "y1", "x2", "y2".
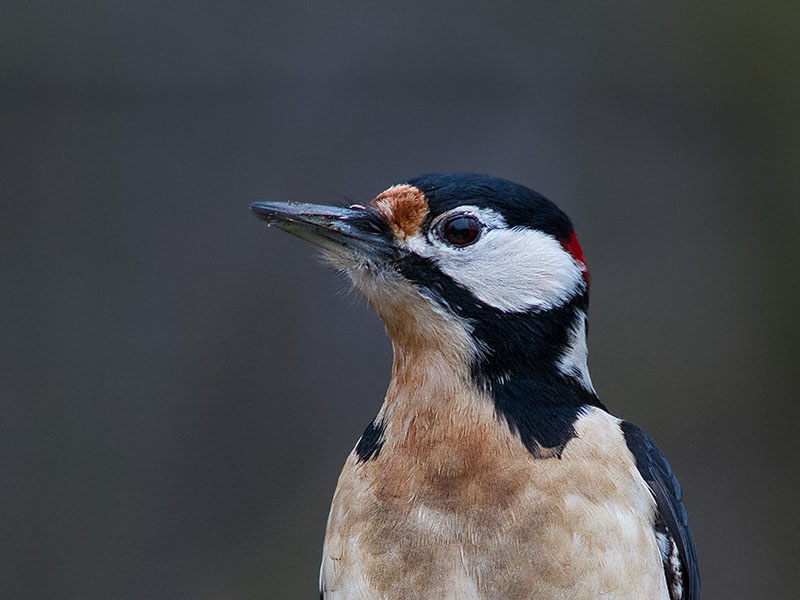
[{"x1": 251, "y1": 173, "x2": 700, "y2": 600}]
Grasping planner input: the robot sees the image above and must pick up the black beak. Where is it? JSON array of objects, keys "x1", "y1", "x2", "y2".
[{"x1": 250, "y1": 201, "x2": 397, "y2": 258}]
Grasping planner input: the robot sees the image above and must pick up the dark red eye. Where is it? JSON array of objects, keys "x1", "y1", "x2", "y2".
[{"x1": 438, "y1": 214, "x2": 482, "y2": 247}]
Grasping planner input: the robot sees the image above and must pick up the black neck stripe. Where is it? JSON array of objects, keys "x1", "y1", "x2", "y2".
[{"x1": 393, "y1": 254, "x2": 604, "y2": 457}]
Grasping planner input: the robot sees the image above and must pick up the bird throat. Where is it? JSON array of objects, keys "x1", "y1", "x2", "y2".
[{"x1": 365, "y1": 280, "x2": 603, "y2": 461}]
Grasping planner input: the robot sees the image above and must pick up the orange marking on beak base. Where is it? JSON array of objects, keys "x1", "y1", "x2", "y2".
[{"x1": 371, "y1": 184, "x2": 429, "y2": 240}]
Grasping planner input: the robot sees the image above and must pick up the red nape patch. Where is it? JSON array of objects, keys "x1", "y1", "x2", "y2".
[{"x1": 561, "y1": 231, "x2": 590, "y2": 284}]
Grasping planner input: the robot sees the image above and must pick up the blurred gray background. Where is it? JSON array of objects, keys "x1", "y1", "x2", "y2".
[{"x1": 2, "y1": 1, "x2": 799, "y2": 598}]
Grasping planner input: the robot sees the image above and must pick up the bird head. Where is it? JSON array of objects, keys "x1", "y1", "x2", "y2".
[{"x1": 252, "y1": 173, "x2": 599, "y2": 452}]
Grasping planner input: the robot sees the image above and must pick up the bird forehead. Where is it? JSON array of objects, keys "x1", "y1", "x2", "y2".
[{"x1": 370, "y1": 184, "x2": 429, "y2": 239}]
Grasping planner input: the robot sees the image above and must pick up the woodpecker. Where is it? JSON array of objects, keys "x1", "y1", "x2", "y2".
[{"x1": 251, "y1": 173, "x2": 699, "y2": 600}]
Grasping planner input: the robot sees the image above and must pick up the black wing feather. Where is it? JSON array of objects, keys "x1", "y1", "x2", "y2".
[{"x1": 620, "y1": 421, "x2": 700, "y2": 600}]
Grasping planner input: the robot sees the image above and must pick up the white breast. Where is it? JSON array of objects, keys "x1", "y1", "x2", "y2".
[{"x1": 320, "y1": 403, "x2": 669, "y2": 600}]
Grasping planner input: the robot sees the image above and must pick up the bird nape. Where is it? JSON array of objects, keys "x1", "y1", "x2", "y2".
[{"x1": 251, "y1": 172, "x2": 699, "y2": 600}]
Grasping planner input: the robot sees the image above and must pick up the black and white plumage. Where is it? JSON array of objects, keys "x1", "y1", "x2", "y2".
[
  {"x1": 621, "y1": 421, "x2": 700, "y2": 600},
  {"x1": 251, "y1": 173, "x2": 700, "y2": 600}
]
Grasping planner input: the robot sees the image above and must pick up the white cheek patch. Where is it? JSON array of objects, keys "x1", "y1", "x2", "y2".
[{"x1": 424, "y1": 227, "x2": 586, "y2": 313}]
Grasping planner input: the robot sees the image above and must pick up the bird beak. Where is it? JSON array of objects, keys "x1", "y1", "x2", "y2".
[{"x1": 250, "y1": 201, "x2": 397, "y2": 258}]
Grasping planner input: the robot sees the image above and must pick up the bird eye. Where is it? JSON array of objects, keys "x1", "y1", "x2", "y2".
[{"x1": 437, "y1": 214, "x2": 482, "y2": 247}]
